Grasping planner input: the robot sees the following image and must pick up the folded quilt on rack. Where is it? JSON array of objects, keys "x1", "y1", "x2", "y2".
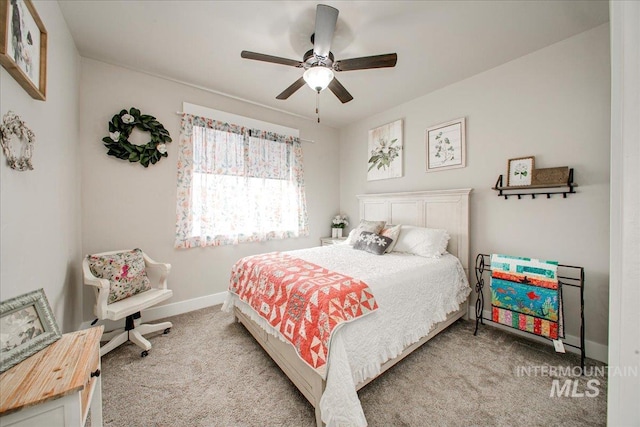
[
  {"x1": 490, "y1": 254, "x2": 563, "y2": 339},
  {"x1": 226, "y1": 251, "x2": 378, "y2": 374}
]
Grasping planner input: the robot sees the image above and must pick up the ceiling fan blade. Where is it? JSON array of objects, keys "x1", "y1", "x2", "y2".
[
  {"x1": 276, "y1": 77, "x2": 306, "y2": 100},
  {"x1": 328, "y1": 78, "x2": 353, "y2": 104},
  {"x1": 334, "y1": 53, "x2": 398, "y2": 72},
  {"x1": 313, "y1": 4, "x2": 338, "y2": 59},
  {"x1": 241, "y1": 51, "x2": 303, "y2": 68}
]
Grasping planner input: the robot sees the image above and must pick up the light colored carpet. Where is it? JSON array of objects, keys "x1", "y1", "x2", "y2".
[{"x1": 99, "y1": 306, "x2": 607, "y2": 426}]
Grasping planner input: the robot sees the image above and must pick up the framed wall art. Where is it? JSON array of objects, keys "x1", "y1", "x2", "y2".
[
  {"x1": 426, "y1": 117, "x2": 466, "y2": 172},
  {"x1": 507, "y1": 156, "x2": 535, "y2": 187},
  {"x1": 0, "y1": 0, "x2": 48, "y2": 100},
  {"x1": 0, "y1": 288, "x2": 60, "y2": 373},
  {"x1": 367, "y1": 119, "x2": 403, "y2": 181}
]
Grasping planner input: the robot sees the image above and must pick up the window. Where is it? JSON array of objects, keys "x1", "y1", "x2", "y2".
[{"x1": 175, "y1": 114, "x2": 308, "y2": 248}]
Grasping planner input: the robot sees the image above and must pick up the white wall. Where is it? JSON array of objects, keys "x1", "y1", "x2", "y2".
[
  {"x1": 608, "y1": 1, "x2": 640, "y2": 424},
  {"x1": 339, "y1": 25, "x2": 611, "y2": 353},
  {"x1": 0, "y1": 2, "x2": 81, "y2": 332},
  {"x1": 79, "y1": 59, "x2": 340, "y2": 322}
]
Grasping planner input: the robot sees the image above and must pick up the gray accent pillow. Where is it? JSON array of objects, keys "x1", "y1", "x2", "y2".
[{"x1": 353, "y1": 231, "x2": 393, "y2": 255}]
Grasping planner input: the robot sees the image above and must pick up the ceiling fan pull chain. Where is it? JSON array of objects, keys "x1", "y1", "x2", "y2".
[{"x1": 316, "y1": 90, "x2": 321, "y2": 123}]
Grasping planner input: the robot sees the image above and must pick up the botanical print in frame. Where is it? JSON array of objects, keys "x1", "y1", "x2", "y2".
[
  {"x1": 0, "y1": 288, "x2": 61, "y2": 373},
  {"x1": 367, "y1": 119, "x2": 403, "y2": 181},
  {"x1": 0, "y1": 0, "x2": 48, "y2": 100},
  {"x1": 507, "y1": 156, "x2": 535, "y2": 187},
  {"x1": 426, "y1": 117, "x2": 466, "y2": 172}
]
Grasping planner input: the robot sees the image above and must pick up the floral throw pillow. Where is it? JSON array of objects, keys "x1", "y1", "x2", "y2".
[
  {"x1": 87, "y1": 248, "x2": 151, "y2": 304},
  {"x1": 353, "y1": 231, "x2": 393, "y2": 255},
  {"x1": 345, "y1": 220, "x2": 386, "y2": 245},
  {"x1": 380, "y1": 224, "x2": 402, "y2": 253}
]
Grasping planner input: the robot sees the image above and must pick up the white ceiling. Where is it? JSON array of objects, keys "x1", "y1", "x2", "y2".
[{"x1": 58, "y1": 1, "x2": 609, "y2": 128}]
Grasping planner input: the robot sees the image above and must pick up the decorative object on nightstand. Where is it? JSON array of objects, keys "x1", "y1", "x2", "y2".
[
  {"x1": 0, "y1": 326, "x2": 104, "y2": 427},
  {"x1": 83, "y1": 248, "x2": 173, "y2": 357},
  {"x1": 331, "y1": 214, "x2": 348, "y2": 238},
  {"x1": 320, "y1": 237, "x2": 347, "y2": 246}
]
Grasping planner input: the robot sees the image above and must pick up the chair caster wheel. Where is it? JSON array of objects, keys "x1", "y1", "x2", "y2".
[
  {"x1": 141, "y1": 350, "x2": 149, "y2": 358},
  {"x1": 163, "y1": 328, "x2": 171, "y2": 334}
]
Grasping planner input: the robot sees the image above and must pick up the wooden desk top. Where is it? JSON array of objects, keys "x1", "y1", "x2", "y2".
[{"x1": 0, "y1": 326, "x2": 103, "y2": 416}]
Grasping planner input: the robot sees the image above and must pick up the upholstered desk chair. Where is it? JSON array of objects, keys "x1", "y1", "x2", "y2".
[{"x1": 82, "y1": 249, "x2": 173, "y2": 357}]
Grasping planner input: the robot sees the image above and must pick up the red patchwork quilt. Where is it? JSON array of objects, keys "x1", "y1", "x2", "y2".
[{"x1": 229, "y1": 252, "x2": 378, "y2": 371}]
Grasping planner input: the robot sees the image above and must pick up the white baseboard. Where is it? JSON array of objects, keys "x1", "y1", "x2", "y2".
[
  {"x1": 80, "y1": 293, "x2": 607, "y2": 364},
  {"x1": 470, "y1": 308, "x2": 608, "y2": 364},
  {"x1": 79, "y1": 291, "x2": 228, "y2": 332}
]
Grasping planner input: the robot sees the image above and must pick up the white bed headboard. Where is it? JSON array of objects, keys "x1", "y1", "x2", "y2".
[{"x1": 357, "y1": 189, "x2": 472, "y2": 274}]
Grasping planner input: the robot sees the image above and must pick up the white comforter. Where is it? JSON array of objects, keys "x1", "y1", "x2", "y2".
[{"x1": 223, "y1": 244, "x2": 470, "y2": 427}]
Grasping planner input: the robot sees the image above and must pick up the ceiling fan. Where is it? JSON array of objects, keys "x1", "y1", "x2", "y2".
[{"x1": 240, "y1": 4, "x2": 398, "y2": 105}]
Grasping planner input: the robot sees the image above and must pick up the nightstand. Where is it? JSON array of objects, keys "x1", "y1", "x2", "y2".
[
  {"x1": 320, "y1": 237, "x2": 347, "y2": 246},
  {"x1": 0, "y1": 326, "x2": 103, "y2": 427}
]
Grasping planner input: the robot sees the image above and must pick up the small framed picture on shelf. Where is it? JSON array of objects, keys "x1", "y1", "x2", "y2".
[
  {"x1": 0, "y1": 288, "x2": 61, "y2": 373},
  {"x1": 507, "y1": 156, "x2": 535, "y2": 187}
]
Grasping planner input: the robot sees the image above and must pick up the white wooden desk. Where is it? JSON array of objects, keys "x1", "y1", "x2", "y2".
[{"x1": 0, "y1": 327, "x2": 103, "y2": 427}]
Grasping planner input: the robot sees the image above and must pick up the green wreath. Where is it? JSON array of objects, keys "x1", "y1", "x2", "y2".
[{"x1": 102, "y1": 108, "x2": 172, "y2": 168}]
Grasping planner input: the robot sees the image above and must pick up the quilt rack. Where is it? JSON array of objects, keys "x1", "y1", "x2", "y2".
[{"x1": 473, "y1": 253, "x2": 586, "y2": 372}]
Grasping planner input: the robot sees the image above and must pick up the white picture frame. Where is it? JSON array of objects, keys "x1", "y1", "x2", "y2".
[
  {"x1": 367, "y1": 119, "x2": 403, "y2": 181},
  {"x1": 426, "y1": 117, "x2": 466, "y2": 172}
]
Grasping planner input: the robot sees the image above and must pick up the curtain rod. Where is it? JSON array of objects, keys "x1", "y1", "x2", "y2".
[{"x1": 174, "y1": 111, "x2": 315, "y2": 144}]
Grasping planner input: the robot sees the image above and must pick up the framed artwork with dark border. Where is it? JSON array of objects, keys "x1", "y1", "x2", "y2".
[
  {"x1": 0, "y1": 288, "x2": 60, "y2": 373},
  {"x1": 507, "y1": 156, "x2": 535, "y2": 187},
  {"x1": 425, "y1": 117, "x2": 466, "y2": 172},
  {"x1": 0, "y1": 0, "x2": 48, "y2": 100}
]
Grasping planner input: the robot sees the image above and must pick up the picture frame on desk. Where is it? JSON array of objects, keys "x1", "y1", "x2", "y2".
[{"x1": 0, "y1": 288, "x2": 61, "y2": 373}]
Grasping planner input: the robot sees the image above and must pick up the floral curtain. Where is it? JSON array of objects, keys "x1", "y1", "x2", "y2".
[{"x1": 175, "y1": 113, "x2": 309, "y2": 248}]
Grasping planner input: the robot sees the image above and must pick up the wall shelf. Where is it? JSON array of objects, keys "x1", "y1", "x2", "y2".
[{"x1": 492, "y1": 168, "x2": 576, "y2": 199}]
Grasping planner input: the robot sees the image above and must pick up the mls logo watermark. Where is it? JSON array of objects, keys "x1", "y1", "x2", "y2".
[
  {"x1": 515, "y1": 364, "x2": 638, "y2": 399},
  {"x1": 550, "y1": 379, "x2": 600, "y2": 398}
]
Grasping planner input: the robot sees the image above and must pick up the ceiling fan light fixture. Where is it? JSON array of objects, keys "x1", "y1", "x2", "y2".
[{"x1": 303, "y1": 66, "x2": 334, "y2": 92}]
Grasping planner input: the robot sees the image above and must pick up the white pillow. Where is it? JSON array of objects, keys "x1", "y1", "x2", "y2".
[
  {"x1": 392, "y1": 225, "x2": 450, "y2": 258},
  {"x1": 345, "y1": 220, "x2": 386, "y2": 245}
]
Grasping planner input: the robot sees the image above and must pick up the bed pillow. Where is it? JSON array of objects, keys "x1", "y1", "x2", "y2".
[
  {"x1": 345, "y1": 220, "x2": 386, "y2": 245},
  {"x1": 87, "y1": 248, "x2": 151, "y2": 304},
  {"x1": 392, "y1": 226, "x2": 450, "y2": 258},
  {"x1": 353, "y1": 231, "x2": 393, "y2": 255},
  {"x1": 380, "y1": 224, "x2": 401, "y2": 253}
]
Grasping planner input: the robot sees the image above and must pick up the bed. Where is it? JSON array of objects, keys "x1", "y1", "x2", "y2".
[{"x1": 223, "y1": 188, "x2": 472, "y2": 426}]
